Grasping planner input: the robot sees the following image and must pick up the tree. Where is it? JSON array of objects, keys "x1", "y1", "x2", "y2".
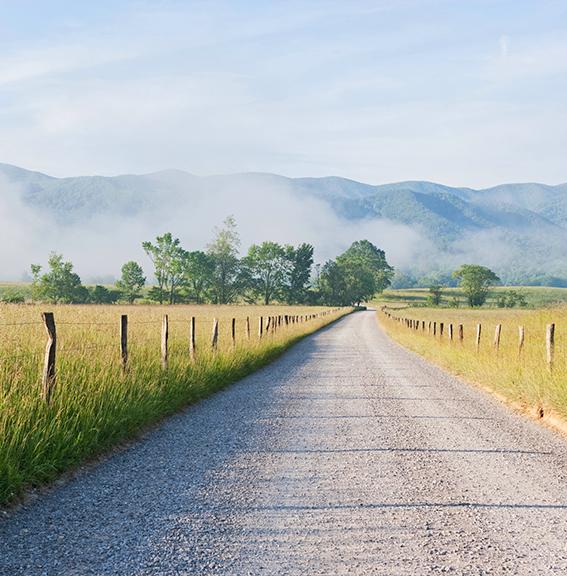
[
  {"x1": 30, "y1": 264, "x2": 42, "y2": 302},
  {"x1": 89, "y1": 285, "x2": 120, "y2": 304},
  {"x1": 182, "y1": 251, "x2": 215, "y2": 303},
  {"x1": 284, "y1": 243, "x2": 314, "y2": 304},
  {"x1": 428, "y1": 284, "x2": 443, "y2": 306},
  {"x1": 318, "y1": 260, "x2": 347, "y2": 306},
  {"x1": 142, "y1": 233, "x2": 187, "y2": 304},
  {"x1": 452, "y1": 264, "x2": 500, "y2": 307},
  {"x1": 207, "y1": 216, "x2": 241, "y2": 304},
  {"x1": 35, "y1": 253, "x2": 84, "y2": 303},
  {"x1": 337, "y1": 240, "x2": 394, "y2": 294},
  {"x1": 319, "y1": 240, "x2": 394, "y2": 305},
  {"x1": 116, "y1": 261, "x2": 146, "y2": 303},
  {"x1": 242, "y1": 241, "x2": 290, "y2": 304}
]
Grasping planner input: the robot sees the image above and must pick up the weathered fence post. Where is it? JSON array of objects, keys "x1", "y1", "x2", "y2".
[
  {"x1": 546, "y1": 323, "x2": 555, "y2": 370},
  {"x1": 266, "y1": 317, "x2": 271, "y2": 333},
  {"x1": 494, "y1": 324, "x2": 502, "y2": 353},
  {"x1": 120, "y1": 314, "x2": 128, "y2": 372},
  {"x1": 448, "y1": 323, "x2": 453, "y2": 341},
  {"x1": 476, "y1": 323, "x2": 482, "y2": 352},
  {"x1": 433, "y1": 322, "x2": 437, "y2": 336},
  {"x1": 231, "y1": 318, "x2": 236, "y2": 348},
  {"x1": 161, "y1": 314, "x2": 169, "y2": 370},
  {"x1": 458, "y1": 324, "x2": 464, "y2": 342},
  {"x1": 518, "y1": 326, "x2": 525, "y2": 357},
  {"x1": 41, "y1": 312, "x2": 57, "y2": 404},
  {"x1": 245, "y1": 316, "x2": 251, "y2": 339},
  {"x1": 211, "y1": 318, "x2": 219, "y2": 351},
  {"x1": 190, "y1": 316, "x2": 196, "y2": 361},
  {"x1": 439, "y1": 322, "x2": 444, "y2": 337},
  {"x1": 258, "y1": 316, "x2": 264, "y2": 338}
]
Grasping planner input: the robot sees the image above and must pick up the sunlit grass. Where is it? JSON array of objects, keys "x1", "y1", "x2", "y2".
[
  {"x1": 0, "y1": 303, "x2": 349, "y2": 505},
  {"x1": 377, "y1": 305, "x2": 567, "y2": 425}
]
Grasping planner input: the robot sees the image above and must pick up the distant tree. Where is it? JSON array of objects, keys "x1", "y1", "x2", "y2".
[
  {"x1": 30, "y1": 264, "x2": 42, "y2": 302},
  {"x1": 318, "y1": 240, "x2": 393, "y2": 305},
  {"x1": 242, "y1": 241, "x2": 290, "y2": 304},
  {"x1": 427, "y1": 284, "x2": 443, "y2": 306},
  {"x1": 337, "y1": 240, "x2": 394, "y2": 294},
  {"x1": 318, "y1": 260, "x2": 347, "y2": 306},
  {"x1": 207, "y1": 216, "x2": 241, "y2": 304},
  {"x1": 116, "y1": 261, "x2": 146, "y2": 303},
  {"x1": 35, "y1": 253, "x2": 85, "y2": 304},
  {"x1": 142, "y1": 233, "x2": 187, "y2": 304},
  {"x1": 284, "y1": 243, "x2": 314, "y2": 304},
  {"x1": 452, "y1": 264, "x2": 500, "y2": 307},
  {"x1": 496, "y1": 290, "x2": 527, "y2": 308},
  {"x1": 182, "y1": 251, "x2": 215, "y2": 303},
  {"x1": 89, "y1": 285, "x2": 120, "y2": 304}
]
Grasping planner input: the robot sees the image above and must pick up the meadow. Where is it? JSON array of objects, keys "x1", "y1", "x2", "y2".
[
  {"x1": 378, "y1": 303, "x2": 567, "y2": 431},
  {"x1": 379, "y1": 286, "x2": 567, "y2": 308},
  {"x1": 0, "y1": 303, "x2": 349, "y2": 505}
]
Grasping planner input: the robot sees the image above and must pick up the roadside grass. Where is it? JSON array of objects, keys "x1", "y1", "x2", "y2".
[
  {"x1": 0, "y1": 304, "x2": 350, "y2": 506},
  {"x1": 378, "y1": 286, "x2": 567, "y2": 308},
  {"x1": 377, "y1": 305, "x2": 567, "y2": 428}
]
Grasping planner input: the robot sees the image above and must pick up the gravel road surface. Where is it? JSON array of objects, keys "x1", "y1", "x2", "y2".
[{"x1": 2, "y1": 310, "x2": 567, "y2": 575}]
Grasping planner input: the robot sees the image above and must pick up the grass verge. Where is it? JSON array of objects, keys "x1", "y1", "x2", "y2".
[
  {"x1": 377, "y1": 305, "x2": 567, "y2": 433},
  {"x1": 1, "y1": 305, "x2": 350, "y2": 506}
]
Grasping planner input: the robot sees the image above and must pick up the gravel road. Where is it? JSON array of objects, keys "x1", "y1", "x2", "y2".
[{"x1": 2, "y1": 310, "x2": 567, "y2": 575}]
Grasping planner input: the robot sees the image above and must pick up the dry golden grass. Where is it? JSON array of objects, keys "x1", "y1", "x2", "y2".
[
  {"x1": 378, "y1": 305, "x2": 567, "y2": 425},
  {"x1": 0, "y1": 303, "x2": 348, "y2": 505}
]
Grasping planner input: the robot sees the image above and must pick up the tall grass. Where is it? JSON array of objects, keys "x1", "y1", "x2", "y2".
[
  {"x1": 378, "y1": 306, "x2": 567, "y2": 425},
  {"x1": 0, "y1": 304, "x2": 349, "y2": 505}
]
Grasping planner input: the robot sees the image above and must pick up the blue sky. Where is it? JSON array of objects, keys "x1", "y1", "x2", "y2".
[{"x1": 0, "y1": 0, "x2": 566, "y2": 186}]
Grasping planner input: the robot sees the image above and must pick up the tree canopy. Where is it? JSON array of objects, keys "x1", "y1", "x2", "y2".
[{"x1": 452, "y1": 264, "x2": 500, "y2": 307}]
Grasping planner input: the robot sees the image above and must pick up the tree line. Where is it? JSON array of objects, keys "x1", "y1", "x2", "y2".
[{"x1": 27, "y1": 217, "x2": 395, "y2": 306}]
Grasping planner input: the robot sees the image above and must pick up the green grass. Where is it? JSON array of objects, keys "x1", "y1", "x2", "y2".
[{"x1": 0, "y1": 304, "x2": 350, "y2": 506}]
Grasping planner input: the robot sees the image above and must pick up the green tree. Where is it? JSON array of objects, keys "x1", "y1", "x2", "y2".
[
  {"x1": 337, "y1": 240, "x2": 394, "y2": 294},
  {"x1": 452, "y1": 264, "x2": 500, "y2": 307},
  {"x1": 284, "y1": 243, "x2": 314, "y2": 304},
  {"x1": 318, "y1": 260, "x2": 347, "y2": 306},
  {"x1": 207, "y1": 216, "x2": 241, "y2": 304},
  {"x1": 428, "y1": 284, "x2": 443, "y2": 306},
  {"x1": 89, "y1": 285, "x2": 120, "y2": 304},
  {"x1": 142, "y1": 233, "x2": 187, "y2": 304},
  {"x1": 30, "y1": 264, "x2": 42, "y2": 302},
  {"x1": 36, "y1": 253, "x2": 85, "y2": 303},
  {"x1": 182, "y1": 251, "x2": 215, "y2": 303},
  {"x1": 242, "y1": 241, "x2": 290, "y2": 304},
  {"x1": 116, "y1": 261, "x2": 146, "y2": 303}
]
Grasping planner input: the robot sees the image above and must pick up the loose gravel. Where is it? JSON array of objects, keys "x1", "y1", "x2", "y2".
[{"x1": 2, "y1": 310, "x2": 567, "y2": 575}]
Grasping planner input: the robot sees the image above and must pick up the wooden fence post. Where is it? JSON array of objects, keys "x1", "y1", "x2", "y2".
[
  {"x1": 211, "y1": 318, "x2": 219, "y2": 351},
  {"x1": 458, "y1": 324, "x2": 464, "y2": 342},
  {"x1": 246, "y1": 316, "x2": 251, "y2": 339},
  {"x1": 258, "y1": 316, "x2": 264, "y2": 338},
  {"x1": 41, "y1": 312, "x2": 57, "y2": 404},
  {"x1": 433, "y1": 322, "x2": 437, "y2": 336},
  {"x1": 494, "y1": 324, "x2": 502, "y2": 353},
  {"x1": 190, "y1": 316, "x2": 196, "y2": 361},
  {"x1": 161, "y1": 314, "x2": 169, "y2": 370},
  {"x1": 547, "y1": 323, "x2": 555, "y2": 370},
  {"x1": 518, "y1": 326, "x2": 525, "y2": 357},
  {"x1": 448, "y1": 323, "x2": 453, "y2": 341},
  {"x1": 439, "y1": 322, "x2": 444, "y2": 337},
  {"x1": 231, "y1": 318, "x2": 236, "y2": 348},
  {"x1": 476, "y1": 323, "x2": 482, "y2": 352},
  {"x1": 120, "y1": 314, "x2": 128, "y2": 372}
]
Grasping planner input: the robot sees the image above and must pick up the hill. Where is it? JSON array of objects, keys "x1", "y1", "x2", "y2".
[{"x1": 1, "y1": 163, "x2": 566, "y2": 283}]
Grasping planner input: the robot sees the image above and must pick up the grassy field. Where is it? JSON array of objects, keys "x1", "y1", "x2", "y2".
[
  {"x1": 0, "y1": 303, "x2": 349, "y2": 505},
  {"x1": 377, "y1": 304, "x2": 567, "y2": 429},
  {"x1": 378, "y1": 286, "x2": 567, "y2": 308}
]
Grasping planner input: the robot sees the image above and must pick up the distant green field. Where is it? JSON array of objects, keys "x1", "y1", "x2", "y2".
[{"x1": 376, "y1": 286, "x2": 567, "y2": 309}]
